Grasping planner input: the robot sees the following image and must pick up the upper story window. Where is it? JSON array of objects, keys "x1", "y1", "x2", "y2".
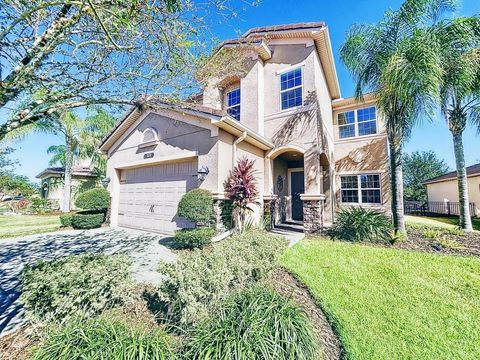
[
  {"x1": 280, "y1": 68, "x2": 303, "y2": 110},
  {"x1": 338, "y1": 106, "x2": 377, "y2": 139},
  {"x1": 340, "y1": 174, "x2": 382, "y2": 204},
  {"x1": 226, "y1": 88, "x2": 241, "y2": 121}
]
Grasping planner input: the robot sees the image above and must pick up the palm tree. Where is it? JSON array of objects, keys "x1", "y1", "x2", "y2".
[
  {"x1": 432, "y1": 17, "x2": 480, "y2": 231},
  {"x1": 340, "y1": 0, "x2": 450, "y2": 234},
  {"x1": 6, "y1": 108, "x2": 115, "y2": 211}
]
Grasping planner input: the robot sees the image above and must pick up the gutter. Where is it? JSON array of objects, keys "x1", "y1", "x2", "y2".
[{"x1": 233, "y1": 131, "x2": 248, "y2": 167}]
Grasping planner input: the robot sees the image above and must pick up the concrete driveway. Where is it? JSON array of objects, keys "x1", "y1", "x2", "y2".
[{"x1": 0, "y1": 227, "x2": 176, "y2": 336}]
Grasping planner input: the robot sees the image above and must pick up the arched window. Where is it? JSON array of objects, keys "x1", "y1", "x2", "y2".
[{"x1": 140, "y1": 128, "x2": 158, "y2": 146}]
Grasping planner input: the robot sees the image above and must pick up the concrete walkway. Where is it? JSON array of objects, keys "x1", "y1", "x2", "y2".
[{"x1": 0, "y1": 227, "x2": 175, "y2": 336}]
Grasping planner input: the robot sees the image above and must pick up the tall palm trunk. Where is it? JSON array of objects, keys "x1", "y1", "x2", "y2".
[
  {"x1": 62, "y1": 138, "x2": 73, "y2": 212},
  {"x1": 451, "y1": 130, "x2": 473, "y2": 232},
  {"x1": 389, "y1": 139, "x2": 406, "y2": 234}
]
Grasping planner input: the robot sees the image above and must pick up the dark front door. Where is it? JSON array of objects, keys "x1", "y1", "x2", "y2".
[{"x1": 290, "y1": 171, "x2": 305, "y2": 221}]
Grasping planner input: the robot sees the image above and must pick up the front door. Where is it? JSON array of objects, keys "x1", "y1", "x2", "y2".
[{"x1": 290, "y1": 170, "x2": 305, "y2": 221}]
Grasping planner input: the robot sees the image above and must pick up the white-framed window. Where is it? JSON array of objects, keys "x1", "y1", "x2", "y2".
[
  {"x1": 139, "y1": 127, "x2": 158, "y2": 146},
  {"x1": 280, "y1": 67, "x2": 303, "y2": 110},
  {"x1": 226, "y1": 88, "x2": 241, "y2": 121},
  {"x1": 338, "y1": 106, "x2": 377, "y2": 139},
  {"x1": 340, "y1": 174, "x2": 382, "y2": 204}
]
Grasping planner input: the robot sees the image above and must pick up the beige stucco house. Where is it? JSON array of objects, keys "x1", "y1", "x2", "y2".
[
  {"x1": 424, "y1": 163, "x2": 480, "y2": 217},
  {"x1": 37, "y1": 165, "x2": 99, "y2": 210},
  {"x1": 99, "y1": 22, "x2": 391, "y2": 234}
]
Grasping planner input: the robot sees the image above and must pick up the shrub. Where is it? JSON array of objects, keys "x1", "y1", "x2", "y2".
[
  {"x1": 177, "y1": 189, "x2": 214, "y2": 225},
  {"x1": 30, "y1": 198, "x2": 47, "y2": 213},
  {"x1": 174, "y1": 227, "x2": 215, "y2": 249},
  {"x1": 71, "y1": 212, "x2": 105, "y2": 229},
  {"x1": 59, "y1": 213, "x2": 74, "y2": 227},
  {"x1": 223, "y1": 157, "x2": 259, "y2": 231},
  {"x1": 329, "y1": 207, "x2": 392, "y2": 242},
  {"x1": 157, "y1": 230, "x2": 287, "y2": 326},
  {"x1": 184, "y1": 286, "x2": 319, "y2": 360},
  {"x1": 74, "y1": 187, "x2": 110, "y2": 211},
  {"x1": 31, "y1": 316, "x2": 175, "y2": 360},
  {"x1": 20, "y1": 254, "x2": 134, "y2": 324}
]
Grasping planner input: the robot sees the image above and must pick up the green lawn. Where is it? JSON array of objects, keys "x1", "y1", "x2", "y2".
[
  {"x1": 406, "y1": 215, "x2": 480, "y2": 231},
  {"x1": 283, "y1": 239, "x2": 480, "y2": 360},
  {"x1": 0, "y1": 215, "x2": 61, "y2": 239}
]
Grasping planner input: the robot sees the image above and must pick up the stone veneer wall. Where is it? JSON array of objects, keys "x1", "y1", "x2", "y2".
[{"x1": 303, "y1": 200, "x2": 323, "y2": 234}]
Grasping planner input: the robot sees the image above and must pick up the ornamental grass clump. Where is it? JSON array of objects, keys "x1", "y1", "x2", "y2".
[
  {"x1": 31, "y1": 316, "x2": 175, "y2": 360},
  {"x1": 157, "y1": 230, "x2": 287, "y2": 326},
  {"x1": 184, "y1": 285, "x2": 319, "y2": 360},
  {"x1": 20, "y1": 254, "x2": 134, "y2": 324},
  {"x1": 329, "y1": 207, "x2": 393, "y2": 243}
]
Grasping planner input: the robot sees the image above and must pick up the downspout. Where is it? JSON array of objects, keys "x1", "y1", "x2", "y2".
[{"x1": 232, "y1": 131, "x2": 248, "y2": 167}]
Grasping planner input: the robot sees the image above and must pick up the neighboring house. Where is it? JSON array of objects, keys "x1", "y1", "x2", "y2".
[
  {"x1": 100, "y1": 22, "x2": 391, "y2": 234},
  {"x1": 424, "y1": 163, "x2": 480, "y2": 217},
  {"x1": 36, "y1": 165, "x2": 98, "y2": 210}
]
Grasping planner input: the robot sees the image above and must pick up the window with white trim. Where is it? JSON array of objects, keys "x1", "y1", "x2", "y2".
[
  {"x1": 280, "y1": 67, "x2": 303, "y2": 110},
  {"x1": 338, "y1": 106, "x2": 377, "y2": 139},
  {"x1": 226, "y1": 88, "x2": 241, "y2": 121},
  {"x1": 340, "y1": 174, "x2": 381, "y2": 204}
]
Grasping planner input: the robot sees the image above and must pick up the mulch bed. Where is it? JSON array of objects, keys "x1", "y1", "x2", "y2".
[
  {"x1": 393, "y1": 229, "x2": 480, "y2": 257},
  {"x1": 0, "y1": 326, "x2": 37, "y2": 360},
  {"x1": 269, "y1": 268, "x2": 345, "y2": 360}
]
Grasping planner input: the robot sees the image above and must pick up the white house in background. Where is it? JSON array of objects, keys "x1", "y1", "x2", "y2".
[{"x1": 424, "y1": 163, "x2": 480, "y2": 217}]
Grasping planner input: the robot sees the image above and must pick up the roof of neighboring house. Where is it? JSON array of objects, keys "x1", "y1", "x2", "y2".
[
  {"x1": 423, "y1": 163, "x2": 480, "y2": 185},
  {"x1": 98, "y1": 97, "x2": 274, "y2": 153},
  {"x1": 36, "y1": 166, "x2": 97, "y2": 179}
]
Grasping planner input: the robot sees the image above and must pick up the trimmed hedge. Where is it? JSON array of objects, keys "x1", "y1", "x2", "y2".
[
  {"x1": 177, "y1": 189, "x2": 214, "y2": 225},
  {"x1": 157, "y1": 230, "x2": 288, "y2": 325},
  {"x1": 75, "y1": 187, "x2": 111, "y2": 211},
  {"x1": 184, "y1": 286, "x2": 319, "y2": 360},
  {"x1": 71, "y1": 212, "x2": 105, "y2": 229},
  {"x1": 59, "y1": 213, "x2": 74, "y2": 227},
  {"x1": 31, "y1": 316, "x2": 175, "y2": 360},
  {"x1": 174, "y1": 227, "x2": 215, "y2": 249},
  {"x1": 20, "y1": 254, "x2": 134, "y2": 324}
]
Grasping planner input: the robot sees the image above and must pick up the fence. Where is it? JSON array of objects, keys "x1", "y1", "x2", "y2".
[{"x1": 404, "y1": 201, "x2": 476, "y2": 217}]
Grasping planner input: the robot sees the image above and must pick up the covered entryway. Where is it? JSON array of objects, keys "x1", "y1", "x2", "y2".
[
  {"x1": 117, "y1": 160, "x2": 197, "y2": 234},
  {"x1": 269, "y1": 148, "x2": 305, "y2": 224}
]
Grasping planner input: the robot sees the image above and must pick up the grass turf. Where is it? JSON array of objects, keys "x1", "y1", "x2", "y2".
[
  {"x1": 282, "y1": 239, "x2": 480, "y2": 360},
  {"x1": 406, "y1": 215, "x2": 480, "y2": 231},
  {"x1": 0, "y1": 215, "x2": 61, "y2": 239}
]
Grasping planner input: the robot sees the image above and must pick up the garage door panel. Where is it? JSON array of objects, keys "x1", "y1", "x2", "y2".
[{"x1": 118, "y1": 160, "x2": 196, "y2": 234}]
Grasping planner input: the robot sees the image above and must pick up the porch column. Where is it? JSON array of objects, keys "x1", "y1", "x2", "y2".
[
  {"x1": 300, "y1": 194, "x2": 325, "y2": 234},
  {"x1": 263, "y1": 194, "x2": 278, "y2": 229}
]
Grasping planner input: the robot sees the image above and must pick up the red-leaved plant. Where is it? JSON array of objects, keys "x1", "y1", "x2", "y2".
[{"x1": 223, "y1": 157, "x2": 259, "y2": 232}]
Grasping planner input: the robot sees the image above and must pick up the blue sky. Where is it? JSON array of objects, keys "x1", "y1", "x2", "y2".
[{"x1": 4, "y1": 0, "x2": 480, "y2": 181}]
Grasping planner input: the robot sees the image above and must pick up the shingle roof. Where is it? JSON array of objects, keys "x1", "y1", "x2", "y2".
[
  {"x1": 242, "y1": 22, "x2": 326, "y2": 37},
  {"x1": 36, "y1": 166, "x2": 97, "y2": 179},
  {"x1": 424, "y1": 163, "x2": 480, "y2": 184}
]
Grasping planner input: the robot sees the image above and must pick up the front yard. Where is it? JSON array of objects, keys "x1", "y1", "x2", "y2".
[
  {"x1": 406, "y1": 214, "x2": 480, "y2": 231},
  {"x1": 0, "y1": 215, "x2": 61, "y2": 239},
  {"x1": 283, "y1": 239, "x2": 480, "y2": 359}
]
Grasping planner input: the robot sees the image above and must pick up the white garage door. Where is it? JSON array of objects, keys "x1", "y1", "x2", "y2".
[{"x1": 118, "y1": 160, "x2": 197, "y2": 234}]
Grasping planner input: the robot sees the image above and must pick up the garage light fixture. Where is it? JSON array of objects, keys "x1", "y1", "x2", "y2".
[{"x1": 197, "y1": 166, "x2": 210, "y2": 181}]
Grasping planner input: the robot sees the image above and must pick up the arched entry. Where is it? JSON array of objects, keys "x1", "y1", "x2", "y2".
[{"x1": 268, "y1": 146, "x2": 305, "y2": 223}]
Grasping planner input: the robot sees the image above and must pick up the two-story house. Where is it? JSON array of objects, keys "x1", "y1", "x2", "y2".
[{"x1": 99, "y1": 22, "x2": 391, "y2": 234}]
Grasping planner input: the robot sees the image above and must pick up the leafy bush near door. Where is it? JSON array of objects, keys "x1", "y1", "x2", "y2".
[
  {"x1": 31, "y1": 316, "x2": 175, "y2": 360},
  {"x1": 184, "y1": 286, "x2": 319, "y2": 360},
  {"x1": 328, "y1": 207, "x2": 393, "y2": 243},
  {"x1": 157, "y1": 230, "x2": 287, "y2": 326},
  {"x1": 20, "y1": 254, "x2": 134, "y2": 324}
]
